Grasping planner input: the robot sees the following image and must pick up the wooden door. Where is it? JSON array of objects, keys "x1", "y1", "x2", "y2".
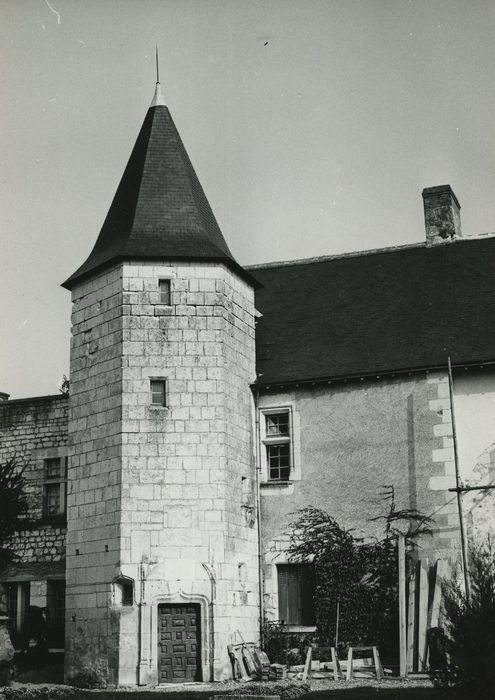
[{"x1": 158, "y1": 604, "x2": 201, "y2": 683}]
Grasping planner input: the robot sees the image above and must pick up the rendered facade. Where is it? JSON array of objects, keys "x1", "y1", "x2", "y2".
[{"x1": 1, "y1": 83, "x2": 495, "y2": 685}]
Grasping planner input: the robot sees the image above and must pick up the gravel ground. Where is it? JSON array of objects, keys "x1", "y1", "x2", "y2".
[{"x1": 2, "y1": 676, "x2": 443, "y2": 699}]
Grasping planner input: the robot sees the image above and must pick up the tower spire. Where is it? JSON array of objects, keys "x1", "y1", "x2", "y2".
[{"x1": 150, "y1": 47, "x2": 165, "y2": 107}]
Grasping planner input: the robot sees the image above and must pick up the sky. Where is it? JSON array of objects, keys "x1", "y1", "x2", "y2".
[{"x1": 2, "y1": 0, "x2": 495, "y2": 399}]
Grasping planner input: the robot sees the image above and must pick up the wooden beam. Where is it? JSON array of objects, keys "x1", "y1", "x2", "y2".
[
  {"x1": 430, "y1": 560, "x2": 446, "y2": 629},
  {"x1": 331, "y1": 647, "x2": 342, "y2": 680},
  {"x1": 398, "y1": 534, "x2": 407, "y2": 677},
  {"x1": 417, "y1": 558, "x2": 429, "y2": 671},
  {"x1": 302, "y1": 646, "x2": 312, "y2": 681},
  {"x1": 406, "y1": 566, "x2": 416, "y2": 673}
]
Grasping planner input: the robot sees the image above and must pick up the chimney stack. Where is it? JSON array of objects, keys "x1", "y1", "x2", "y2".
[
  {"x1": 422, "y1": 185, "x2": 461, "y2": 245},
  {"x1": 0, "y1": 392, "x2": 10, "y2": 401}
]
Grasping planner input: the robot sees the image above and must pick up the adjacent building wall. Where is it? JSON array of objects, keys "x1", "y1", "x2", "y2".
[
  {"x1": 258, "y1": 371, "x2": 462, "y2": 622},
  {"x1": 453, "y1": 369, "x2": 495, "y2": 541},
  {"x1": 0, "y1": 396, "x2": 68, "y2": 643},
  {"x1": 0, "y1": 396, "x2": 68, "y2": 565}
]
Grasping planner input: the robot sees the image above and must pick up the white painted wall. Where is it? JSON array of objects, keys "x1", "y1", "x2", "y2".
[{"x1": 454, "y1": 370, "x2": 495, "y2": 483}]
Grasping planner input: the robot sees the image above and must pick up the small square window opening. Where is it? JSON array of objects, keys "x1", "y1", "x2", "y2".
[
  {"x1": 266, "y1": 413, "x2": 290, "y2": 436},
  {"x1": 158, "y1": 279, "x2": 171, "y2": 305},
  {"x1": 150, "y1": 379, "x2": 167, "y2": 407}
]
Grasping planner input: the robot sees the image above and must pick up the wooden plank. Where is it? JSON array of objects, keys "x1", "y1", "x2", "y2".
[
  {"x1": 425, "y1": 559, "x2": 447, "y2": 670},
  {"x1": 346, "y1": 647, "x2": 353, "y2": 681},
  {"x1": 429, "y1": 560, "x2": 446, "y2": 629},
  {"x1": 398, "y1": 534, "x2": 407, "y2": 677},
  {"x1": 331, "y1": 647, "x2": 342, "y2": 680},
  {"x1": 372, "y1": 646, "x2": 384, "y2": 681},
  {"x1": 406, "y1": 566, "x2": 417, "y2": 673},
  {"x1": 229, "y1": 645, "x2": 251, "y2": 681},
  {"x1": 302, "y1": 646, "x2": 312, "y2": 681},
  {"x1": 417, "y1": 558, "x2": 429, "y2": 671}
]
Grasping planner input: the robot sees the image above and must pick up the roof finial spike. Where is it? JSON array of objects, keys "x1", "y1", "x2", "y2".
[{"x1": 150, "y1": 47, "x2": 166, "y2": 108}]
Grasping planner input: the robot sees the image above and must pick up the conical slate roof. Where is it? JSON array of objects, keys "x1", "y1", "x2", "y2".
[{"x1": 63, "y1": 85, "x2": 253, "y2": 289}]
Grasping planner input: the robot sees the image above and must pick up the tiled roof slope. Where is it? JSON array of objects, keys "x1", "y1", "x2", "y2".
[
  {"x1": 63, "y1": 101, "x2": 252, "y2": 288},
  {"x1": 250, "y1": 237, "x2": 495, "y2": 385}
]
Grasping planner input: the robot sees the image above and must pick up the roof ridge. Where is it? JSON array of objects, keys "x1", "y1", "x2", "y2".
[
  {"x1": 246, "y1": 241, "x2": 425, "y2": 269},
  {"x1": 246, "y1": 235, "x2": 494, "y2": 270}
]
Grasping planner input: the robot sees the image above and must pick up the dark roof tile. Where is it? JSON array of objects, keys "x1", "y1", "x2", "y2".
[
  {"x1": 251, "y1": 237, "x2": 495, "y2": 385},
  {"x1": 63, "y1": 102, "x2": 254, "y2": 288}
]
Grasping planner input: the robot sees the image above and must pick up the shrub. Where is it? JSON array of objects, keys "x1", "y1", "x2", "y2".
[
  {"x1": 436, "y1": 539, "x2": 495, "y2": 699},
  {"x1": 3, "y1": 687, "x2": 75, "y2": 700},
  {"x1": 68, "y1": 666, "x2": 107, "y2": 689},
  {"x1": 262, "y1": 620, "x2": 314, "y2": 665},
  {"x1": 219, "y1": 680, "x2": 310, "y2": 700}
]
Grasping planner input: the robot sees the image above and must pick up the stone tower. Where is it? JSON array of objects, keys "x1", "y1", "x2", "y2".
[{"x1": 62, "y1": 83, "x2": 260, "y2": 686}]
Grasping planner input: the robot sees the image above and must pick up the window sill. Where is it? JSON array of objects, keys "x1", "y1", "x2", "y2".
[
  {"x1": 38, "y1": 515, "x2": 67, "y2": 527},
  {"x1": 261, "y1": 480, "x2": 293, "y2": 488},
  {"x1": 282, "y1": 625, "x2": 316, "y2": 633}
]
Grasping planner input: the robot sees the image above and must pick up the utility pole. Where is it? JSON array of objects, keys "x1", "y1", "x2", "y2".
[{"x1": 447, "y1": 356, "x2": 470, "y2": 600}]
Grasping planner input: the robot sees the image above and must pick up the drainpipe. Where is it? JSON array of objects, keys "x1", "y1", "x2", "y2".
[
  {"x1": 253, "y1": 385, "x2": 264, "y2": 648},
  {"x1": 137, "y1": 559, "x2": 146, "y2": 685},
  {"x1": 201, "y1": 563, "x2": 216, "y2": 682},
  {"x1": 447, "y1": 356, "x2": 470, "y2": 600}
]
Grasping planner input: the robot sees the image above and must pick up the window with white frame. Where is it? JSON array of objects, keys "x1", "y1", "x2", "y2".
[
  {"x1": 263, "y1": 409, "x2": 292, "y2": 481},
  {"x1": 43, "y1": 457, "x2": 67, "y2": 518}
]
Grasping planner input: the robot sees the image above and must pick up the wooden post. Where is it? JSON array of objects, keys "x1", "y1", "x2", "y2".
[
  {"x1": 398, "y1": 533, "x2": 407, "y2": 677},
  {"x1": 429, "y1": 560, "x2": 446, "y2": 629},
  {"x1": 302, "y1": 646, "x2": 312, "y2": 681},
  {"x1": 417, "y1": 558, "x2": 429, "y2": 671},
  {"x1": 406, "y1": 566, "x2": 416, "y2": 672},
  {"x1": 447, "y1": 356, "x2": 470, "y2": 601}
]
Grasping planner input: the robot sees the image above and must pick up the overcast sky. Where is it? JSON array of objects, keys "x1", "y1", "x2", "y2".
[{"x1": 2, "y1": 0, "x2": 495, "y2": 399}]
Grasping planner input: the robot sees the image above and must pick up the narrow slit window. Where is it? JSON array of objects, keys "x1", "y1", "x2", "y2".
[
  {"x1": 158, "y1": 279, "x2": 171, "y2": 305},
  {"x1": 150, "y1": 379, "x2": 167, "y2": 407}
]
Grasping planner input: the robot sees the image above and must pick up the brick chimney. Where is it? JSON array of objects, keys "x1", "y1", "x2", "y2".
[
  {"x1": 422, "y1": 185, "x2": 461, "y2": 245},
  {"x1": 0, "y1": 392, "x2": 9, "y2": 401}
]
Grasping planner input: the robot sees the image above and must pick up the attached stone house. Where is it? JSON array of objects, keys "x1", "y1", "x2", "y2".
[{"x1": 1, "y1": 81, "x2": 495, "y2": 685}]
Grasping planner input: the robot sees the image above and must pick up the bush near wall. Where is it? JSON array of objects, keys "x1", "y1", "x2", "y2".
[
  {"x1": 284, "y1": 505, "x2": 433, "y2": 665},
  {"x1": 435, "y1": 539, "x2": 495, "y2": 699},
  {"x1": 216, "y1": 681, "x2": 310, "y2": 700},
  {"x1": 3, "y1": 688, "x2": 75, "y2": 700},
  {"x1": 2, "y1": 682, "x2": 310, "y2": 700}
]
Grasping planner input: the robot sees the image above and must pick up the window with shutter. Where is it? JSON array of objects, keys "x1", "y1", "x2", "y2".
[{"x1": 277, "y1": 564, "x2": 315, "y2": 626}]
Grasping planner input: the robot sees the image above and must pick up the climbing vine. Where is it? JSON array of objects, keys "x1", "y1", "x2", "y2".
[{"x1": 285, "y1": 496, "x2": 433, "y2": 663}]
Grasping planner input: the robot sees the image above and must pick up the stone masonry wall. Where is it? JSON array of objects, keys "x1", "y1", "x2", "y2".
[
  {"x1": 0, "y1": 396, "x2": 68, "y2": 567},
  {"x1": 65, "y1": 265, "x2": 123, "y2": 684},
  {"x1": 66, "y1": 261, "x2": 259, "y2": 686},
  {"x1": 116, "y1": 262, "x2": 259, "y2": 685}
]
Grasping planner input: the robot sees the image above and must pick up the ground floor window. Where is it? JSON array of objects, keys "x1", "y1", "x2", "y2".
[
  {"x1": 1, "y1": 579, "x2": 65, "y2": 649},
  {"x1": 277, "y1": 564, "x2": 315, "y2": 627},
  {"x1": 46, "y1": 580, "x2": 65, "y2": 648},
  {"x1": 2, "y1": 582, "x2": 30, "y2": 646}
]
